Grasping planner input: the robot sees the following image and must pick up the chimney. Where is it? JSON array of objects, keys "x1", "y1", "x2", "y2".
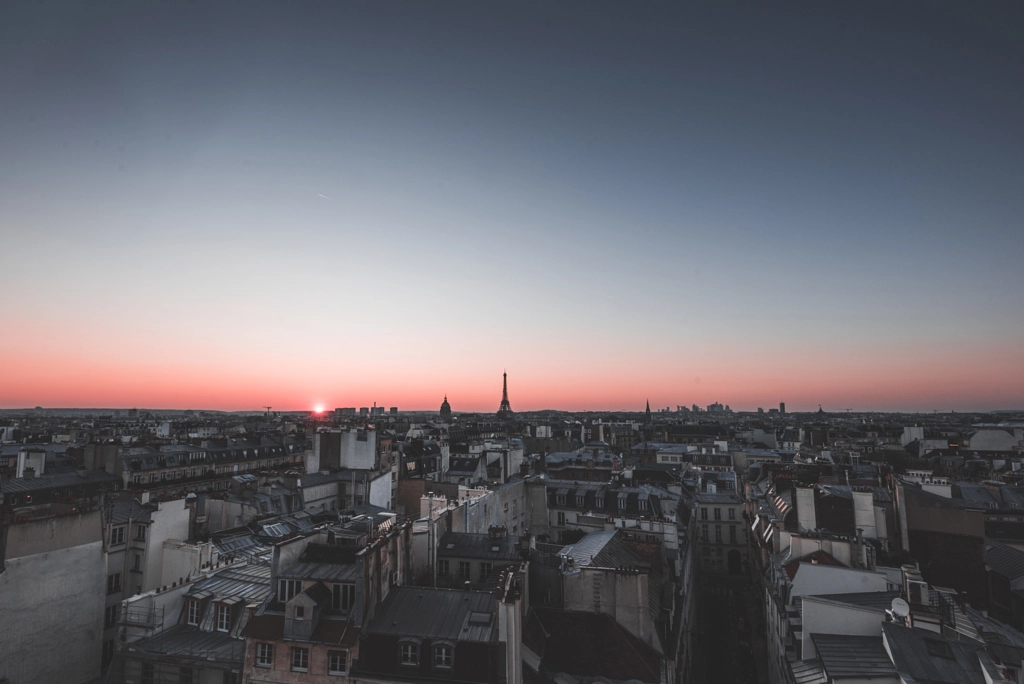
[{"x1": 22, "y1": 466, "x2": 34, "y2": 479}]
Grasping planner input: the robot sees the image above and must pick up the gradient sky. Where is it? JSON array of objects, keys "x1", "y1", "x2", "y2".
[{"x1": 2, "y1": 1, "x2": 1022, "y2": 413}]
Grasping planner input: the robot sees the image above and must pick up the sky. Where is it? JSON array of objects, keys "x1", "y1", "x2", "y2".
[{"x1": 1, "y1": 1, "x2": 1022, "y2": 413}]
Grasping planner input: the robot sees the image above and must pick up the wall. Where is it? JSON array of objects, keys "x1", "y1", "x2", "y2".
[
  {"x1": 800, "y1": 599, "x2": 885, "y2": 660},
  {"x1": 340, "y1": 429, "x2": 377, "y2": 470},
  {"x1": 367, "y1": 470, "x2": 392, "y2": 510},
  {"x1": 145, "y1": 499, "x2": 191, "y2": 592},
  {"x1": 562, "y1": 567, "x2": 658, "y2": 651},
  {"x1": 0, "y1": 513, "x2": 105, "y2": 684},
  {"x1": 790, "y1": 564, "x2": 889, "y2": 599}
]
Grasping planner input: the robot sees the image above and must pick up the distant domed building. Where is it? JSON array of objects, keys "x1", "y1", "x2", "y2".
[{"x1": 439, "y1": 395, "x2": 452, "y2": 421}]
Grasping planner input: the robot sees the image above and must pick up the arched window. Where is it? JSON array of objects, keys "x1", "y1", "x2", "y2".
[
  {"x1": 433, "y1": 643, "x2": 454, "y2": 669},
  {"x1": 399, "y1": 640, "x2": 420, "y2": 666}
]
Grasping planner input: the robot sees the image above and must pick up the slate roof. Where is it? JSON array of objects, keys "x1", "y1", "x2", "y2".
[
  {"x1": 811, "y1": 634, "x2": 897, "y2": 679},
  {"x1": 438, "y1": 532, "x2": 523, "y2": 561},
  {"x1": 525, "y1": 607, "x2": 661, "y2": 683},
  {"x1": 363, "y1": 586, "x2": 498, "y2": 643}
]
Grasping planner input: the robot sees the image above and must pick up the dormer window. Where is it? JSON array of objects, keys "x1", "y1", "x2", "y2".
[
  {"x1": 216, "y1": 604, "x2": 230, "y2": 632},
  {"x1": 110, "y1": 526, "x2": 126, "y2": 546},
  {"x1": 595, "y1": 496, "x2": 603, "y2": 508},
  {"x1": 434, "y1": 644, "x2": 453, "y2": 669},
  {"x1": 278, "y1": 579, "x2": 302, "y2": 601},
  {"x1": 639, "y1": 499, "x2": 648, "y2": 511},
  {"x1": 186, "y1": 600, "x2": 199, "y2": 626},
  {"x1": 576, "y1": 495, "x2": 584, "y2": 507},
  {"x1": 556, "y1": 494, "x2": 566, "y2": 506},
  {"x1": 400, "y1": 642, "x2": 420, "y2": 666},
  {"x1": 332, "y1": 583, "x2": 356, "y2": 610},
  {"x1": 295, "y1": 606, "x2": 305, "y2": 620}
]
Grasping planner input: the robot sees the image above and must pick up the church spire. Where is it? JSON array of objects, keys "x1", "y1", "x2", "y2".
[{"x1": 645, "y1": 399, "x2": 652, "y2": 423}]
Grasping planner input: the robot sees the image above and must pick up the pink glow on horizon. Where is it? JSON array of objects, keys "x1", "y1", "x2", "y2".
[{"x1": 1, "y1": 337, "x2": 1021, "y2": 413}]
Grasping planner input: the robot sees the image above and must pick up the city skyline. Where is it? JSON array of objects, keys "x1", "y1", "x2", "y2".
[{"x1": 2, "y1": 2, "x2": 1022, "y2": 413}]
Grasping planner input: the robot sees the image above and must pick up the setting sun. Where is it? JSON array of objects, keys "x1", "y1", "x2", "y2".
[{"x1": 313, "y1": 404, "x2": 325, "y2": 414}]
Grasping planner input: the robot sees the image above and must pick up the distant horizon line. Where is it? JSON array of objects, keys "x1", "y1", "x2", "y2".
[{"x1": 2, "y1": 405, "x2": 1022, "y2": 416}]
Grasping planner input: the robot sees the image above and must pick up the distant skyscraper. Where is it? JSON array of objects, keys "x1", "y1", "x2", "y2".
[
  {"x1": 780, "y1": 402, "x2": 786, "y2": 415},
  {"x1": 496, "y1": 372, "x2": 514, "y2": 419},
  {"x1": 440, "y1": 395, "x2": 452, "y2": 422}
]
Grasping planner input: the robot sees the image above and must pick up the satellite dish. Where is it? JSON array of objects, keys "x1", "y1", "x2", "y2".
[{"x1": 891, "y1": 597, "x2": 910, "y2": 618}]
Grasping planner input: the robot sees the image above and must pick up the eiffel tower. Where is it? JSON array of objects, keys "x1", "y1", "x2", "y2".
[{"x1": 496, "y1": 371, "x2": 514, "y2": 419}]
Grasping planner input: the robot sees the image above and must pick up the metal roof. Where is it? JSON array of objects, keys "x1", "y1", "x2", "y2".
[
  {"x1": 437, "y1": 532, "x2": 523, "y2": 561},
  {"x1": 882, "y1": 622, "x2": 984, "y2": 684},
  {"x1": 1, "y1": 469, "x2": 120, "y2": 493},
  {"x1": 278, "y1": 561, "x2": 359, "y2": 583},
  {"x1": 560, "y1": 530, "x2": 648, "y2": 570},
  {"x1": 129, "y1": 624, "x2": 244, "y2": 662},
  {"x1": 805, "y1": 590, "x2": 901, "y2": 612},
  {"x1": 811, "y1": 634, "x2": 897, "y2": 679},
  {"x1": 364, "y1": 586, "x2": 498, "y2": 643},
  {"x1": 986, "y1": 539, "x2": 1024, "y2": 581},
  {"x1": 189, "y1": 564, "x2": 272, "y2": 603}
]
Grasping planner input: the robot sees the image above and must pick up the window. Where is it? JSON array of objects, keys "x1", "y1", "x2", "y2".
[
  {"x1": 110, "y1": 526, "x2": 126, "y2": 546},
  {"x1": 332, "y1": 583, "x2": 355, "y2": 610},
  {"x1": 179, "y1": 667, "x2": 194, "y2": 684},
  {"x1": 618, "y1": 496, "x2": 626, "y2": 510},
  {"x1": 107, "y1": 572, "x2": 122, "y2": 595},
  {"x1": 187, "y1": 600, "x2": 199, "y2": 626},
  {"x1": 701, "y1": 507, "x2": 708, "y2": 520},
  {"x1": 557, "y1": 512, "x2": 566, "y2": 526},
  {"x1": 434, "y1": 644, "x2": 453, "y2": 669},
  {"x1": 328, "y1": 650, "x2": 347, "y2": 675},
  {"x1": 105, "y1": 604, "x2": 119, "y2": 628},
  {"x1": 278, "y1": 579, "x2": 302, "y2": 601},
  {"x1": 729, "y1": 525, "x2": 737, "y2": 544},
  {"x1": 256, "y1": 643, "x2": 273, "y2": 667},
  {"x1": 438, "y1": 560, "x2": 449, "y2": 576},
  {"x1": 216, "y1": 604, "x2": 231, "y2": 631},
  {"x1": 141, "y1": 662, "x2": 154, "y2": 684},
  {"x1": 714, "y1": 508, "x2": 722, "y2": 521},
  {"x1": 480, "y1": 562, "x2": 492, "y2": 580},
  {"x1": 702, "y1": 524, "x2": 708, "y2": 542},
  {"x1": 295, "y1": 606, "x2": 305, "y2": 620},
  {"x1": 728, "y1": 508, "x2": 736, "y2": 521},
  {"x1": 715, "y1": 525, "x2": 722, "y2": 543},
  {"x1": 595, "y1": 496, "x2": 603, "y2": 509},
  {"x1": 133, "y1": 553, "x2": 142, "y2": 571},
  {"x1": 135, "y1": 525, "x2": 147, "y2": 541},
  {"x1": 458, "y1": 561, "x2": 471, "y2": 581},
  {"x1": 556, "y1": 494, "x2": 565, "y2": 505},
  {"x1": 639, "y1": 499, "x2": 648, "y2": 511},
  {"x1": 576, "y1": 495, "x2": 584, "y2": 507},
  {"x1": 400, "y1": 642, "x2": 419, "y2": 666},
  {"x1": 103, "y1": 639, "x2": 115, "y2": 665},
  {"x1": 291, "y1": 647, "x2": 310, "y2": 672}
]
